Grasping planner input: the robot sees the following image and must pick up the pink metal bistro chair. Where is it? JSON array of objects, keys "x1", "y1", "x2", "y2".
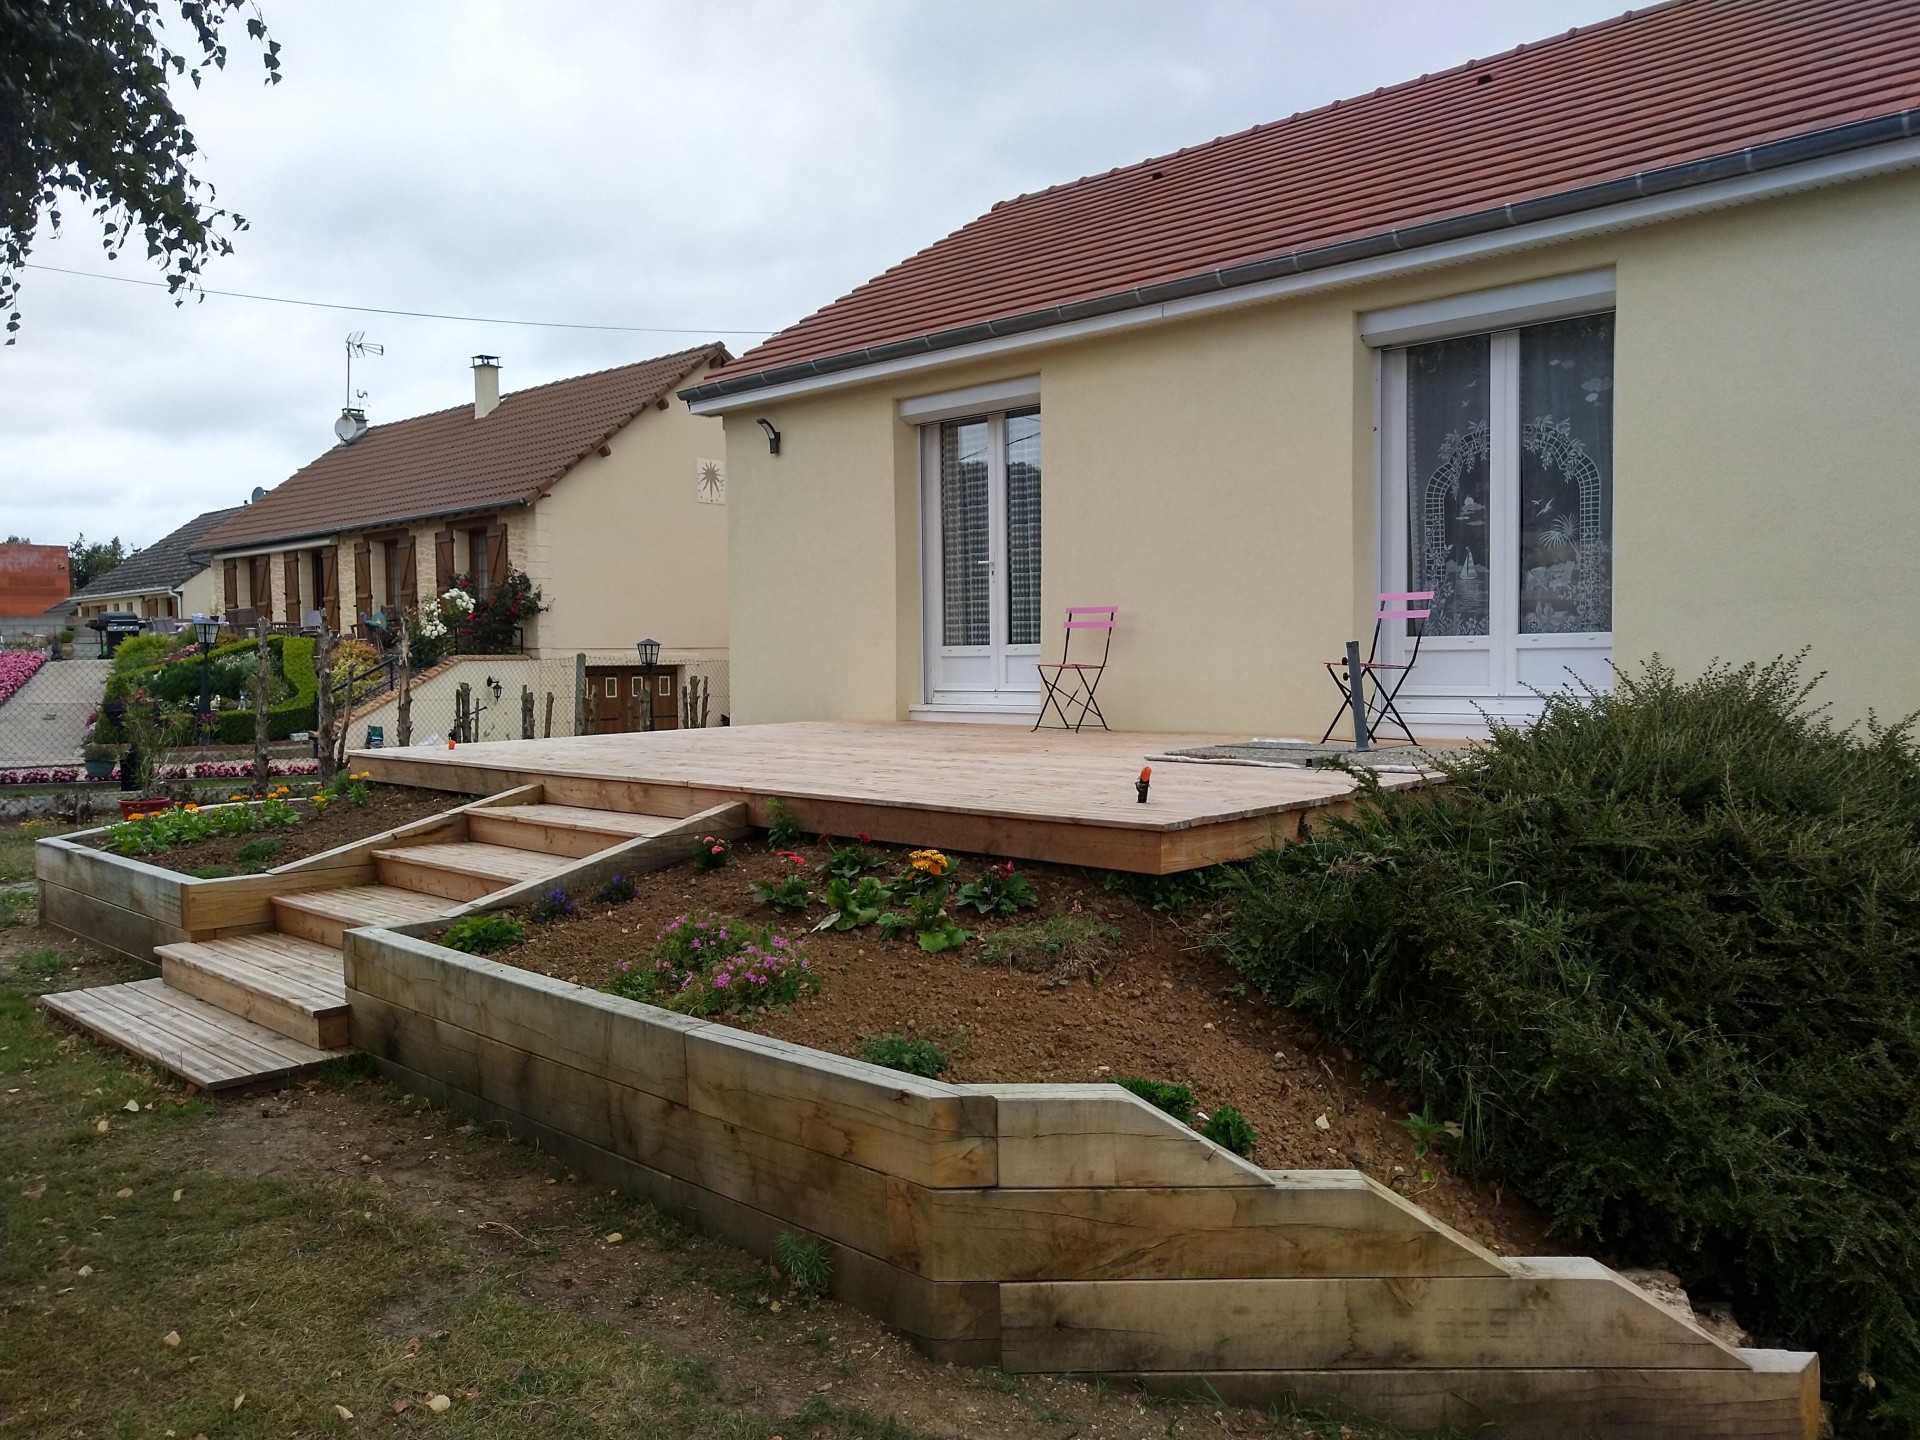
[
  {"x1": 1321, "y1": 591, "x2": 1433, "y2": 746},
  {"x1": 1034, "y1": 606, "x2": 1117, "y2": 731}
]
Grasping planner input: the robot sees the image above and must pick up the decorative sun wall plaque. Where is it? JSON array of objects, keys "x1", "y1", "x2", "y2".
[{"x1": 696, "y1": 457, "x2": 726, "y2": 504}]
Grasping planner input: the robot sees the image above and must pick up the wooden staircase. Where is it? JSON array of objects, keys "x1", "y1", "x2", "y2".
[{"x1": 42, "y1": 798, "x2": 679, "y2": 1091}]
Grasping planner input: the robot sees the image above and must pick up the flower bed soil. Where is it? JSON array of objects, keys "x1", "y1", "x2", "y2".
[
  {"x1": 466, "y1": 836, "x2": 1559, "y2": 1259},
  {"x1": 81, "y1": 785, "x2": 473, "y2": 875}
]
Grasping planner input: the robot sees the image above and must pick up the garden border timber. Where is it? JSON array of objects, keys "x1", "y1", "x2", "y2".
[
  {"x1": 342, "y1": 928, "x2": 1819, "y2": 1440},
  {"x1": 33, "y1": 785, "x2": 543, "y2": 963}
]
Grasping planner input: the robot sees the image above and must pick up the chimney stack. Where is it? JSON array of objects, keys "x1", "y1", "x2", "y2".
[{"x1": 472, "y1": 355, "x2": 501, "y2": 419}]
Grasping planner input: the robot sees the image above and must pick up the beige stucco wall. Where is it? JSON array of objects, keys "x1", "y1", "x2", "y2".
[
  {"x1": 722, "y1": 168, "x2": 1920, "y2": 735},
  {"x1": 527, "y1": 362, "x2": 729, "y2": 656}
]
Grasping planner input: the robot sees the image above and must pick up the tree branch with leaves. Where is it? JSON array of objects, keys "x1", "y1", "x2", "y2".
[{"x1": 0, "y1": 0, "x2": 282, "y2": 341}]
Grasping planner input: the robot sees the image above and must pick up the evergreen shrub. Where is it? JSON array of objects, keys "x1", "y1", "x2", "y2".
[{"x1": 1213, "y1": 656, "x2": 1920, "y2": 1437}]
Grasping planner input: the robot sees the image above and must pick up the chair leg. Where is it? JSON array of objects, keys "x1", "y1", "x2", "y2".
[
  {"x1": 1321, "y1": 663, "x2": 1355, "y2": 744},
  {"x1": 1075, "y1": 666, "x2": 1111, "y2": 732}
]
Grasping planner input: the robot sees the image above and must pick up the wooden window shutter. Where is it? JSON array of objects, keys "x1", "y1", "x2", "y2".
[
  {"x1": 283, "y1": 552, "x2": 301, "y2": 623},
  {"x1": 486, "y1": 520, "x2": 508, "y2": 589},
  {"x1": 250, "y1": 555, "x2": 272, "y2": 614},
  {"x1": 397, "y1": 532, "x2": 418, "y2": 612},
  {"x1": 321, "y1": 548, "x2": 340, "y2": 631},
  {"x1": 223, "y1": 558, "x2": 239, "y2": 611},
  {"x1": 435, "y1": 527, "x2": 455, "y2": 594},
  {"x1": 353, "y1": 540, "x2": 373, "y2": 627}
]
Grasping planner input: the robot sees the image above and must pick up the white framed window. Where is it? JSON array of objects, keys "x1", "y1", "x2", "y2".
[{"x1": 1377, "y1": 307, "x2": 1616, "y2": 727}]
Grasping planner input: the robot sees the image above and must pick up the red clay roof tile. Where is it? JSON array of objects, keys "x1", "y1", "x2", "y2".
[
  {"x1": 203, "y1": 344, "x2": 727, "y2": 551},
  {"x1": 699, "y1": 0, "x2": 1920, "y2": 393}
]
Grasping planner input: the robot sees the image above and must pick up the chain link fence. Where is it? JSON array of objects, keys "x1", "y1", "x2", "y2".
[
  {"x1": 342, "y1": 650, "x2": 730, "y2": 749},
  {"x1": 0, "y1": 648, "x2": 113, "y2": 773}
]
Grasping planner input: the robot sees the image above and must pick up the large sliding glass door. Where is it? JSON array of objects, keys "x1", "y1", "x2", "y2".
[
  {"x1": 1381, "y1": 313, "x2": 1615, "y2": 728},
  {"x1": 921, "y1": 408, "x2": 1042, "y2": 710}
]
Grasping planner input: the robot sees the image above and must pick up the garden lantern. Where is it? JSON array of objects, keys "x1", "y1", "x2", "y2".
[
  {"x1": 193, "y1": 616, "x2": 221, "y2": 742},
  {"x1": 636, "y1": 638, "x2": 660, "y2": 732}
]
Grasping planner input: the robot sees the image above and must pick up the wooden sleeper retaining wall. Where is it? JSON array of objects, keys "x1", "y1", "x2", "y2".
[{"x1": 343, "y1": 928, "x2": 1820, "y2": 1440}]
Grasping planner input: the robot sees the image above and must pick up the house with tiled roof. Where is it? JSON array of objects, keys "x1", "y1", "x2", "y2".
[
  {"x1": 62, "y1": 505, "x2": 242, "y2": 625},
  {"x1": 684, "y1": 0, "x2": 1920, "y2": 737},
  {"x1": 200, "y1": 345, "x2": 731, "y2": 728}
]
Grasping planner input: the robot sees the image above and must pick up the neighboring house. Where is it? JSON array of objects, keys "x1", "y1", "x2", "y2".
[
  {"x1": 197, "y1": 346, "x2": 732, "y2": 697},
  {"x1": 62, "y1": 505, "x2": 242, "y2": 624},
  {"x1": 683, "y1": 0, "x2": 1920, "y2": 738},
  {"x1": 0, "y1": 543, "x2": 71, "y2": 619}
]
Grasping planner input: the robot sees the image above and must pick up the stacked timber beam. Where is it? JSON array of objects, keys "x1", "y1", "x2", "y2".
[{"x1": 346, "y1": 930, "x2": 1820, "y2": 1440}]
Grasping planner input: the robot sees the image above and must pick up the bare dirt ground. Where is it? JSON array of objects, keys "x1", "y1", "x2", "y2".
[{"x1": 477, "y1": 836, "x2": 1554, "y2": 1257}]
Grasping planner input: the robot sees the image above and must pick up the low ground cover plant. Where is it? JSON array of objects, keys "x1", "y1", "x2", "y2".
[
  {"x1": 1213, "y1": 656, "x2": 1920, "y2": 1437},
  {"x1": 1114, "y1": 1076, "x2": 1196, "y2": 1125},
  {"x1": 977, "y1": 913, "x2": 1118, "y2": 980},
  {"x1": 750, "y1": 851, "x2": 813, "y2": 912},
  {"x1": 593, "y1": 872, "x2": 637, "y2": 904},
  {"x1": 859, "y1": 1033, "x2": 948, "y2": 1078},
  {"x1": 442, "y1": 914, "x2": 525, "y2": 954},
  {"x1": 606, "y1": 913, "x2": 818, "y2": 1017},
  {"x1": 103, "y1": 792, "x2": 302, "y2": 856},
  {"x1": 773, "y1": 1231, "x2": 832, "y2": 1300},
  {"x1": 954, "y1": 860, "x2": 1038, "y2": 916},
  {"x1": 1199, "y1": 1104, "x2": 1259, "y2": 1158},
  {"x1": 529, "y1": 888, "x2": 577, "y2": 924},
  {"x1": 823, "y1": 841, "x2": 885, "y2": 879}
]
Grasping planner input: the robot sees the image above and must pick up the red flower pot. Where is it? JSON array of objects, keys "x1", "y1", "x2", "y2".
[{"x1": 118, "y1": 797, "x2": 179, "y2": 819}]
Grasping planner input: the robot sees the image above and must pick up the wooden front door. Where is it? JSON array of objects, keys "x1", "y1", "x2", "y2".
[{"x1": 585, "y1": 667, "x2": 680, "y2": 734}]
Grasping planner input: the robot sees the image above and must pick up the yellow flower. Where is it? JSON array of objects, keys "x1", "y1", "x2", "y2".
[
  {"x1": 229, "y1": 793, "x2": 245, "y2": 802},
  {"x1": 908, "y1": 849, "x2": 950, "y2": 877},
  {"x1": 184, "y1": 804, "x2": 199, "y2": 812}
]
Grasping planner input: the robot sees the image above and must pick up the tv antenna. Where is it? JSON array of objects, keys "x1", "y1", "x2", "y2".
[{"x1": 344, "y1": 331, "x2": 384, "y2": 409}]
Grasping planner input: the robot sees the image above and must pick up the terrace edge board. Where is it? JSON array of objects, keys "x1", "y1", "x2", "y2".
[
  {"x1": 341, "y1": 927, "x2": 1819, "y2": 1439},
  {"x1": 344, "y1": 753, "x2": 1352, "y2": 875}
]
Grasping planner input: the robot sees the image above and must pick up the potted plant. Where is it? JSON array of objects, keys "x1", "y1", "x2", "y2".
[
  {"x1": 81, "y1": 742, "x2": 117, "y2": 782},
  {"x1": 115, "y1": 693, "x2": 194, "y2": 817}
]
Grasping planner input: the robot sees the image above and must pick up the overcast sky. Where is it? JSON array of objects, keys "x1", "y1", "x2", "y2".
[{"x1": 1, "y1": 0, "x2": 1627, "y2": 553}]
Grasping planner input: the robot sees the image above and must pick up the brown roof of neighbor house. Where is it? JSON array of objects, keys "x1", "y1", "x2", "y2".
[
  {"x1": 66, "y1": 505, "x2": 245, "y2": 604},
  {"x1": 203, "y1": 344, "x2": 729, "y2": 551},
  {"x1": 686, "y1": 0, "x2": 1920, "y2": 400}
]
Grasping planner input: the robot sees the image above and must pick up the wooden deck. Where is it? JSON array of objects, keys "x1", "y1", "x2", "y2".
[{"x1": 350, "y1": 722, "x2": 1418, "y2": 873}]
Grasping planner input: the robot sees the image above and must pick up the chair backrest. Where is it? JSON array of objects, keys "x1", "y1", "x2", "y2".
[
  {"x1": 1063, "y1": 605, "x2": 1117, "y2": 631},
  {"x1": 1375, "y1": 590, "x2": 1433, "y2": 623}
]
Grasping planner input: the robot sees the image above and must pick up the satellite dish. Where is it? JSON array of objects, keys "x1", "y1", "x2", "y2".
[
  {"x1": 334, "y1": 408, "x2": 369, "y2": 445},
  {"x1": 250, "y1": 486, "x2": 267, "y2": 503}
]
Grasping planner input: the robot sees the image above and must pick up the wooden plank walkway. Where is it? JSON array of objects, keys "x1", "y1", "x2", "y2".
[
  {"x1": 350, "y1": 722, "x2": 1419, "y2": 873},
  {"x1": 42, "y1": 979, "x2": 346, "y2": 1090}
]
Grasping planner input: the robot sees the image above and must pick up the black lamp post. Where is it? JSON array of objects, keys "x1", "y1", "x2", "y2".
[
  {"x1": 636, "y1": 638, "x2": 660, "y2": 733},
  {"x1": 193, "y1": 615, "x2": 222, "y2": 742}
]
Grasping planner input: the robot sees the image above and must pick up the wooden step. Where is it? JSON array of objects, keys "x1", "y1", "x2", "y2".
[
  {"x1": 41, "y1": 979, "x2": 346, "y2": 1091},
  {"x1": 372, "y1": 842, "x2": 559, "y2": 902},
  {"x1": 468, "y1": 803, "x2": 680, "y2": 859},
  {"x1": 272, "y1": 885, "x2": 451, "y2": 947},
  {"x1": 156, "y1": 932, "x2": 349, "y2": 1049}
]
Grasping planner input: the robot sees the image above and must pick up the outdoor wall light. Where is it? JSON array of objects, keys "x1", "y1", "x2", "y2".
[
  {"x1": 485, "y1": 675, "x2": 503, "y2": 702},
  {"x1": 756, "y1": 418, "x2": 781, "y2": 455}
]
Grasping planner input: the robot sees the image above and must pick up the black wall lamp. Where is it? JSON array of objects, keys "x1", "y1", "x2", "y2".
[{"x1": 756, "y1": 418, "x2": 781, "y2": 455}]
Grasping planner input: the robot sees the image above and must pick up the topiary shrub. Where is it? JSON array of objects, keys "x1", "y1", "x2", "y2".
[{"x1": 1213, "y1": 655, "x2": 1920, "y2": 1438}]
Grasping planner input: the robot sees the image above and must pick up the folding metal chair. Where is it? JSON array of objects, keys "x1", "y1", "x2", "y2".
[
  {"x1": 1034, "y1": 606, "x2": 1116, "y2": 732},
  {"x1": 1321, "y1": 591, "x2": 1433, "y2": 745}
]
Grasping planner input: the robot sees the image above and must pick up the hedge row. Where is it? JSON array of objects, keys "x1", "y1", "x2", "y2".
[{"x1": 97, "y1": 635, "x2": 318, "y2": 745}]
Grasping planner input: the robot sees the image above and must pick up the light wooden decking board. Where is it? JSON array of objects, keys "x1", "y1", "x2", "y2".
[
  {"x1": 372, "y1": 842, "x2": 560, "y2": 883},
  {"x1": 42, "y1": 980, "x2": 342, "y2": 1089},
  {"x1": 156, "y1": 935, "x2": 346, "y2": 1010},
  {"x1": 275, "y1": 885, "x2": 456, "y2": 927}
]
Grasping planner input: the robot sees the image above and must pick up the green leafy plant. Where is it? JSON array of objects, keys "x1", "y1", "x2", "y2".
[
  {"x1": 1212, "y1": 655, "x2": 1920, "y2": 1437},
  {"x1": 859, "y1": 1033, "x2": 948, "y2": 1078},
  {"x1": 977, "y1": 913, "x2": 1119, "y2": 980},
  {"x1": 763, "y1": 798, "x2": 806, "y2": 849},
  {"x1": 323, "y1": 768, "x2": 372, "y2": 806},
  {"x1": 750, "y1": 851, "x2": 814, "y2": 912},
  {"x1": 234, "y1": 836, "x2": 280, "y2": 872},
  {"x1": 1199, "y1": 1104, "x2": 1259, "y2": 1158},
  {"x1": 1398, "y1": 1111, "x2": 1462, "y2": 1186},
  {"x1": 441, "y1": 914, "x2": 525, "y2": 955},
  {"x1": 693, "y1": 834, "x2": 732, "y2": 872},
  {"x1": 102, "y1": 794, "x2": 302, "y2": 856},
  {"x1": 0, "y1": 890, "x2": 34, "y2": 927},
  {"x1": 1114, "y1": 1076, "x2": 1196, "y2": 1125},
  {"x1": 954, "y1": 860, "x2": 1039, "y2": 916},
  {"x1": 876, "y1": 890, "x2": 971, "y2": 954},
  {"x1": 1101, "y1": 865, "x2": 1235, "y2": 916},
  {"x1": 820, "y1": 875, "x2": 887, "y2": 931},
  {"x1": 824, "y1": 842, "x2": 885, "y2": 879},
  {"x1": 528, "y1": 888, "x2": 576, "y2": 924},
  {"x1": 592, "y1": 872, "x2": 637, "y2": 905},
  {"x1": 773, "y1": 1231, "x2": 832, "y2": 1300},
  {"x1": 606, "y1": 913, "x2": 817, "y2": 1017}
]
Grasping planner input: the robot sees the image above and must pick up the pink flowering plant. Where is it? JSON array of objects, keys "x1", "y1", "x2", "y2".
[
  {"x1": 605, "y1": 912, "x2": 817, "y2": 1017},
  {"x1": 749, "y1": 850, "x2": 814, "y2": 912},
  {"x1": 0, "y1": 651, "x2": 48, "y2": 709},
  {"x1": 692, "y1": 834, "x2": 733, "y2": 872}
]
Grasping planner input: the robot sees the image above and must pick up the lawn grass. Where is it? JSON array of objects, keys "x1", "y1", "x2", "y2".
[{"x1": 0, "y1": 976, "x2": 928, "y2": 1440}]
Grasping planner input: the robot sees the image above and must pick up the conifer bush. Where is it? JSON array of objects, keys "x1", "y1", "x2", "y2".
[{"x1": 1214, "y1": 656, "x2": 1920, "y2": 1437}]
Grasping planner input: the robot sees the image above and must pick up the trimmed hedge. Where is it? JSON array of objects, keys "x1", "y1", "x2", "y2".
[
  {"x1": 1213, "y1": 657, "x2": 1920, "y2": 1438},
  {"x1": 98, "y1": 635, "x2": 318, "y2": 744}
]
